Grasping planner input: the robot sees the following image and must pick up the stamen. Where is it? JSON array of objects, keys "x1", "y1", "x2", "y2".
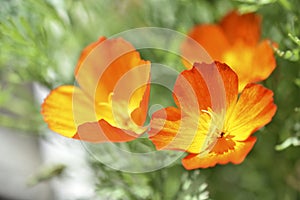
[
  {"x1": 108, "y1": 92, "x2": 114, "y2": 103},
  {"x1": 219, "y1": 132, "x2": 225, "y2": 138}
]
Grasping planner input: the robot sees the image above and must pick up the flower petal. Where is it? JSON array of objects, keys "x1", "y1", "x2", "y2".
[
  {"x1": 174, "y1": 64, "x2": 211, "y2": 112},
  {"x1": 111, "y1": 64, "x2": 151, "y2": 128},
  {"x1": 75, "y1": 37, "x2": 150, "y2": 104},
  {"x1": 75, "y1": 37, "x2": 151, "y2": 131},
  {"x1": 148, "y1": 107, "x2": 206, "y2": 153},
  {"x1": 41, "y1": 85, "x2": 95, "y2": 138},
  {"x1": 226, "y1": 83, "x2": 277, "y2": 141},
  {"x1": 182, "y1": 136, "x2": 257, "y2": 169},
  {"x1": 149, "y1": 105, "x2": 217, "y2": 154},
  {"x1": 220, "y1": 10, "x2": 261, "y2": 45},
  {"x1": 221, "y1": 41, "x2": 276, "y2": 92},
  {"x1": 215, "y1": 62, "x2": 238, "y2": 113},
  {"x1": 149, "y1": 107, "x2": 183, "y2": 150},
  {"x1": 150, "y1": 62, "x2": 238, "y2": 154},
  {"x1": 73, "y1": 119, "x2": 141, "y2": 142},
  {"x1": 252, "y1": 40, "x2": 276, "y2": 82},
  {"x1": 176, "y1": 62, "x2": 237, "y2": 113},
  {"x1": 221, "y1": 42, "x2": 255, "y2": 92},
  {"x1": 181, "y1": 25, "x2": 229, "y2": 69},
  {"x1": 130, "y1": 82, "x2": 151, "y2": 126}
]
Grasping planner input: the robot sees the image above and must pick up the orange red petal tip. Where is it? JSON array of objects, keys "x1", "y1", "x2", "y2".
[
  {"x1": 149, "y1": 61, "x2": 277, "y2": 169},
  {"x1": 41, "y1": 37, "x2": 151, "y2": 143},
  {"x1": 181, "y1": 10, "x2": 277, "y2": 92}
]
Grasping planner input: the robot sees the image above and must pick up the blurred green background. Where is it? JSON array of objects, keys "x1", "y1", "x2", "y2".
[{"x1": 0, "y1": 0, "x2": 300, "y2": 199}]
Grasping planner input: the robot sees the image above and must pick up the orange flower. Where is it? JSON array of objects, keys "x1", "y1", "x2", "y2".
[
  {"x1": 149, "y1": 62, "x2": 276, "y2": 169},
  {"x1": 181, "y1": 10, "x2": 276, "y2": 92},
  {"x1": 42, "y1": 37, "x2": 151, "y2": 142}
]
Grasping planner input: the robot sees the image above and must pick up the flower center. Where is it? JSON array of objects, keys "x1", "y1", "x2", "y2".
[
  {"x1": 219, "y1": 131, "x2": 225, "y2": 138},
  {"x1": 201, "y1": 108, "x2": 235, "y2": 154},
  {"x1": 210, "y1": 135, "x2": 235, "y2": 154}
]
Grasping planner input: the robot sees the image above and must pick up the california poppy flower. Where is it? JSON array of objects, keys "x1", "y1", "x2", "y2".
[
  {"x1": 42, "y1": 37, "x2": 151, "y2": 142},
  {"x1": 181, "y1": 10, "x2": 276, "y2": 92},
  {"x1": 149, "y1": 61, "x2": 276, "y2": 169}
]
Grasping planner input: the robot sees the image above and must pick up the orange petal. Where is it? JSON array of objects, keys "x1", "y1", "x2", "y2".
[
  {"x1": 174, "y1": 65, "x2": 211, "y2": 112},
  {"x1": 175, "y1": 62, "x2": 229, "y2": 112},
  {"x1": 210, "y1": 135, "x2": 235, "y2": 155},
  {"x1": 215, "y1": 61, "x2": 238, "y2": 113},
  {"x1": 181, "y1": 25, "x2": 229, "y2": 69},
  {"x1": 74, "y1": 119, "x2": 140, "y2": 142},
  {"x1": 221, "y1": 42, "x2": 255, "y2": 92},
  {"x1": 41, "y1": 85, "x2": 95, "y2": 138},
  {"x1": 75, "y1": 37, "x2": 150, "y2": 103},
  {"x1": 149, "y1": 106, "x2": 214, "y2": 154},
  {"x1": 226, "y1": 83, "x2": 277, "y2": 141},
  {"x1": 182, "y1": 136, "x2": 257, "y2": 169},
  {"x1": 75, "y1": 37, "x2": 151, "y2": 131},
  {"x1": 150, "y1": 62, "x2": 237, "y2": 153},
  {"x1": 252, "y1": 40, "x2": 276, "y2": 82},
  {"x1": 175, "y1": 62, "x2": 237, "y2": 113},
  {"x1": 130, "y1": 82, "x2": 151, "y2": 126},
  {"x1": 111, "y1": 63, "x2": 151, "y2": 128},
  {"x1": 148, "y1": 107, "x2": 183, "y2": 150},
  {"x1": 222, "y1": 40, "x2": 276, "y2": 92},
  {"x1": 149, "y1": 106, "x2": 205, "y2": 153},
  {"x1": 220, "y1": 10, "x2": 261, "y2": 46}
]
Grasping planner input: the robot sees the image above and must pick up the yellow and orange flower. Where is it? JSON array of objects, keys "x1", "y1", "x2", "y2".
[
  {"x1": 181, "y1": 10, "x2": 276, "y2": 92},
  {"x1": 149, "y1": 61, "x2": 276, "y2": 169},
  {"x1": 42, "y1": 37, "x2": 150, "y2": 142}
]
